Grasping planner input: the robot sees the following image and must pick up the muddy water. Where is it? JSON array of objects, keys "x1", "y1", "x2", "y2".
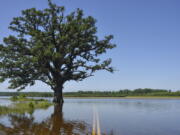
[{"x1": 0, "y1": 98, "x2": 180, "y2": 135}]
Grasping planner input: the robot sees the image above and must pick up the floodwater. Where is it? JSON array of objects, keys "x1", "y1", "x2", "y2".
[{"x1": 0, "y1": 98, "x2": 180, "y2": 135}]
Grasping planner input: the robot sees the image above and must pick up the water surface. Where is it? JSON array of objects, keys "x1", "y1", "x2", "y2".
[{"x1": 0, "y1": 98, "x2": 180, "y2": 135}]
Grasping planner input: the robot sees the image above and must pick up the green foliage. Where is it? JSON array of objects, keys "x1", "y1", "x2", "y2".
[
  {"x1": 0, "y1": 100, "x2": 52, "y2": 115},
  {"x1": 10, "y1": 94, "x2": 47, "y2": 101},
  {"x1": 0, "y1": 0, "x2": 116, "y2": 91},
  {"x1": 0, "y1": 92, "x2": 53, "y2": 97},
  {"x1": 11, "y1": 95, "x2": 18, "y2": 101},
  {"x1": 10, "y1": 95, "x2": 26, "y2": 101},
  {"x1": 28, "y1": 102, "x2": 34, "y2": 108},
  {"x1": 19, "y1": 94, "x2": 26, "y2": 98},
  {"x1": 64, "y1": 89, "x2": 180, "y2": 97},
  {"x1": 1, "y1": 89, "x2": 180, "y2": 97}
]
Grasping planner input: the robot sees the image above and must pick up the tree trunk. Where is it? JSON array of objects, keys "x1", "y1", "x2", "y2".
[
  {"x1": 51, "y1": 104, "x2": 64, "y2": 134},
  {"x1": 53, "y1": 85, "x2": 64, "y2": 104}
]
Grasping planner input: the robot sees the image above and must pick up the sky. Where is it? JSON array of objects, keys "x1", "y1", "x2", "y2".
[{"x1": 0, "y1": 0, "x2": 180, "y2": 92}]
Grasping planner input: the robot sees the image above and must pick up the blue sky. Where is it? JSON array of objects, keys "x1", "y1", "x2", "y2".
[{"x1": 0, "y1": 0, "x2": 180, "y2": 92}]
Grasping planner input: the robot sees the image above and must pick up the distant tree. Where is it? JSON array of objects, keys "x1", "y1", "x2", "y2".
[{"x1": 0, "y1": 0, "x2": 116, "y2": 104}]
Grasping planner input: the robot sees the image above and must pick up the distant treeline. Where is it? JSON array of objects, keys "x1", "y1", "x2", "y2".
[
  {"x1": 64, "y1": 89, "x2": 180, "y2": 97},
  {"x1": 0, "y1": 92, "x2": 53, "y2": 97},
  {"x1": 0, "y1": 89, "x2": 180, "y2": 97}
]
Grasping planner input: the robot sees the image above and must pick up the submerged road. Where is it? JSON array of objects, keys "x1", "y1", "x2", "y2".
[{"x1": 92, "y1": 106, "x2": 101, "y2": 135}]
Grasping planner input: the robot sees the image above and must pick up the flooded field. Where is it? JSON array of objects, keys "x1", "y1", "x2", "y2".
[{"x1": 0, "y1": 98, "x2": 180, "y2": 135}]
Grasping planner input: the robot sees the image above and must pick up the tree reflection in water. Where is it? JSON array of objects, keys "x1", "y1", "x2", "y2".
[{"x1": 0, "y1": 104, "x2": 91, "y2": 135}]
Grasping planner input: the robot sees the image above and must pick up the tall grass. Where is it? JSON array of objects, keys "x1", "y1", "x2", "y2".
[
  {"x1": 10, "y1": 94, "x2": 46, "y2": 102},
  {"x1": 0, "y1": 101, "x2": 52, "y2": 115}
]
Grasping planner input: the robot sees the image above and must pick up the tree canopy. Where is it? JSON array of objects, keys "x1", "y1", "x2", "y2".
[{"x1": 0, "y1": 0, "x2": 116, "y2": 92}]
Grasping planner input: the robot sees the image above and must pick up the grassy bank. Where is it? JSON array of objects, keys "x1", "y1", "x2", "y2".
[
  {"x1": 0, "y1": 96, "x2": 52, "y2": 115},
  {"x1": 10, "y1": 94, "x2": 47, "y2": 102}
]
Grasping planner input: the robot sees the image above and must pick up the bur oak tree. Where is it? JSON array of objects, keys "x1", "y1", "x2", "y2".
[{"x1": 0, "y1": 0, "x2": 116, "y2": 104}]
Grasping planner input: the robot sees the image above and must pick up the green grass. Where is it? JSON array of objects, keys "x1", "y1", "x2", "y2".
[
  {"x1": 10, "y1": 95, "x2": 46, "y2": 102},
  {"x1": 0, "y1": 100, "x2": 53, "y2": 115}
]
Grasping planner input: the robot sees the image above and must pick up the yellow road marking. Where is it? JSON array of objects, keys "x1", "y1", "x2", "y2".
[
  {"x1": 96, "y1": 110, "x2": 101, "y2": 135},
  {"x1": 92, "y1": 106, "x2": 101, "y2": 135},
  {"x1": 92, "y1": 109, "x2": 96, "y2": 135}
]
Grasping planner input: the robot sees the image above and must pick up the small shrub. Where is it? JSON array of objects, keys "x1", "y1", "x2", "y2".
[
  {"x1": 11, "y1": 95, "x2": 18, "y2": 101},
  {"x1": 19, "y1": 94, "x2": 27, "y2": 99},
  {"x1": 29, "y1": 102, "x2": 34, "y2": 108}
]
